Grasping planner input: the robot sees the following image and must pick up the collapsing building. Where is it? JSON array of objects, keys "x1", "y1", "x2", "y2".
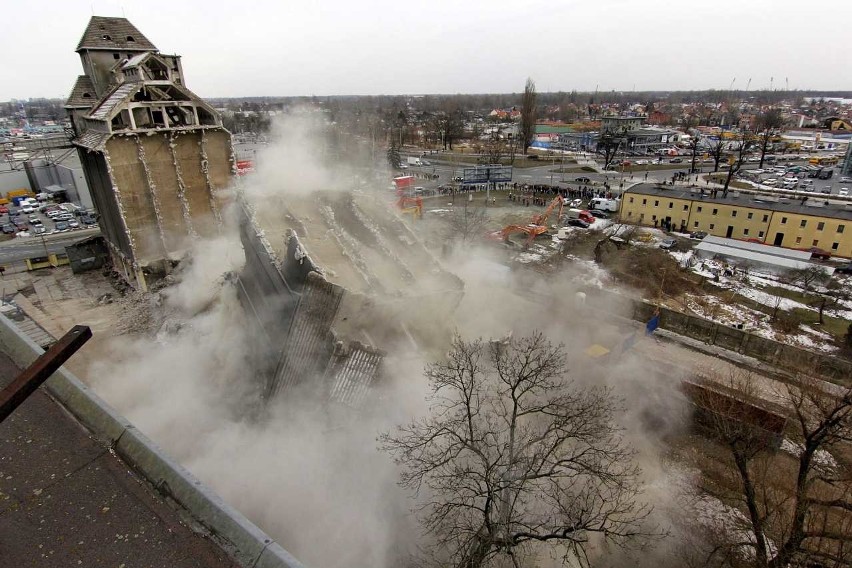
[
  {"x1": 236, "y1": 189, "x2": 464, "y2": 407},
  {"x1": 65, "y1": 16, "x2": 233, "y2": 290}
]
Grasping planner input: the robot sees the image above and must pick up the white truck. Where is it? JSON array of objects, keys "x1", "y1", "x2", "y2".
[
  {"x1": 589, "y1": 197, "x2": 620, "y2": 212},
  {"x1": 406, "y1": 156, "x2": 423, "y2": 167}
]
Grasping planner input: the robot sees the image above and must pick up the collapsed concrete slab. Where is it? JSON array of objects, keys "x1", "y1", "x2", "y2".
[{"x1": 235, "y1": 188, "x2": 464, "y2": 404}]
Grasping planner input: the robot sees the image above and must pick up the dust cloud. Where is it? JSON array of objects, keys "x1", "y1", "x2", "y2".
[{"x1": 87, "y1": 112, "x2": 694, "y2": 567}]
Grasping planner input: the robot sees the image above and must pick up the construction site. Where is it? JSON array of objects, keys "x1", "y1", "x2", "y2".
[
  {"x1": 3, "y1": 131, "x2": 850, "y2": 565},
  {"x1": 2, "y1": 16, "x2": 852, "y2": 568}
]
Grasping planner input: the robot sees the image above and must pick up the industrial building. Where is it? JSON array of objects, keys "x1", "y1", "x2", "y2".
[
  {"x1": 619, "y1": 184, "x2": 852, "y2": 258},
  {"x1": 65, "y1": 16, "x2": 234, "y2": 290},
  {"x1": 597, "y1": 116, "x2": 680, "y2": 155}
]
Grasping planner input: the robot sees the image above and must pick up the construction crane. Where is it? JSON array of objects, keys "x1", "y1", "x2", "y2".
[{"x1": 490, "y1": 196, "x2": 565, "y2": 247}]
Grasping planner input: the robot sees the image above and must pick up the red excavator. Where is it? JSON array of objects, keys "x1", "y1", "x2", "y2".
[
  {"x1": 489, "y1": 196, "x2": 564, "y2": 247},
  {"x1": 396, "y1": 195, "x2": 423, "y2": 219}
]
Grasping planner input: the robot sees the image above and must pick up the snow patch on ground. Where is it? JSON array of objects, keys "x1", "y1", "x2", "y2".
[
  {"x1": 563, "y1": 255, "x2": 611, "y2": 289},
  {"x1": 735, "y1": 286, "x2": 806, "y2": 312},
  {"x1": 693, "y1": 495, "x2": 777, "y2": 559},
  {"x1": 781, "y1": 439, "x2": 839, "y2": 471},
  {"x1": 514, "y1": 243, "x2": 554, "y2": 264}
]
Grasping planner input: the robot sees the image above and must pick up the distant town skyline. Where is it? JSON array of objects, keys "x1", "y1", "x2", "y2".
[{"x1": 2, "y1": 0, "x2": 851, "y2": 102}]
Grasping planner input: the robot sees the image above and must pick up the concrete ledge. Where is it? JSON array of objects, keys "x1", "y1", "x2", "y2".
[
  {"x1": 255, "y1": 544, "x2": 308, "y2": 568},
  {"x1": 0, "y1": 314, "x2": 306, "y2": 568},
  {"x1": 115, "y1": 426, "x2": 273, "y2": 566}
]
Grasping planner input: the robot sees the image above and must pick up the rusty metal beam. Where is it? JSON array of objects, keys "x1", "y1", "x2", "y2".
[{"x1": 0, "y1": 325, "x2": 92, "y2": 423}]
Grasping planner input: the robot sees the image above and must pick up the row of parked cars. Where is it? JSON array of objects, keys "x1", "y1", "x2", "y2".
[
  {"x1": 744, "y1": 164, "x2": 847, "y2": 194},
  {"x1": 0, "y1": 199, "x2": 97, "y2": 236}
]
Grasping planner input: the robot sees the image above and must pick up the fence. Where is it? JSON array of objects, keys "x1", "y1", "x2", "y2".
[{"x1": 584, "y1": 288, "x2": 852, "y2": 387}]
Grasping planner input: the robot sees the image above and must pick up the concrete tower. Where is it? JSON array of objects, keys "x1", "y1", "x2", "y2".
[{"x1": 65, "y1": 16, "x2": 234, "y2": 290}]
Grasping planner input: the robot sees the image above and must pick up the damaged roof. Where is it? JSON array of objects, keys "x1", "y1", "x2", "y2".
[
  {"x1": 76, "y1": 16, "x2": 157, "y2": 52},
  {"x1": 65, "y1": 75, "x2": 97, "y2": 109},
  {"x1": 72, "y1": 130, "x2": 111, "y2": 151},
  {"x1": 87, "y1": 83, "x2": 139, "y2": 121}
]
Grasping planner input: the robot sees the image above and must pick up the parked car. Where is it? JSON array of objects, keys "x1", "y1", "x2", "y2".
[
  {"x1": 566, "y1": 219, "x2": 590, "y2": 228},
  {"x1": 53, "y1": 213, "x2": 74, "y2": 221},
  {"x1": 820, "y1": 186, "x2": 832, "y2": 194},
  {"x1": 80, "y1": 215, "x2": 97, "y2": 225},
  {"x1": 808, "y1": 247, "x2": 831, "y2": 260},
  {"x1": 32, "y1": 226, "x2": 47, "y2": 235},
  {"x1": 1, "y1": 224, "x2": 15, "y2": 234},
  {"x1": 53, "y1": 221, "x2": 69, "y2": 232},
  {"x1": 840, "y1": 176, "x2": 852, "y2": 183},
  {"x1": 20, "y1": 205, "x2": 34, "y2": 214},
  {"x1": 588, "y1": 210, "x2": 610, "y2": 219},
  {"x1": 840, "y1": 188, "x2": 850, "y2": 197},
  {"x1": 689, "y1": 231, "x2": 708, "y2": 239},
  {"x1": 659, "y1": 238, "x2": 677, "y2": 250},
  {"x1": 575, "y1": 176, "x2": 591, "y2": 183},
  {"x1": 835, "y1": 264, "x2": 852, "y2": 275},
  {"x1": 67, "y1": 219, "x2": 80, "y2": 229},
  {"x1": 12, "y1": 217, "x2": 27, "y2": 228},
  {"x1": 669, "y1": 158, "x2": 683, "y2": 163},
  {"x1": 0, "y1": 205, "x2": 7, "y2": 214}
]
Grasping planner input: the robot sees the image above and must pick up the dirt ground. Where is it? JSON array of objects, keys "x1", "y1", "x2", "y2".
[{"x1": 2, "y1": 267, "x2": 124, "y2": 380}]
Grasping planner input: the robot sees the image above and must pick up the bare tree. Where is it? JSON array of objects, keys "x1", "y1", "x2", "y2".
[
  {"x1": 694, "y1": 369, "x2": 852, "y2": 568},
  {"x1": 755, "y1": 109, "x2": 785, "y2": 169},
  {"x1": 722, "y1": 132, "x2": 756, "y2": 196},
  {"x1": 596, "y1": 126, "x2": 627, "y2": 170},
  {"x1": 483, "y1": 131, "x2": 508, "y2": 165},
  {"x1": 437, "y1": 104, "x2": 465, "y2": 150},
  {"x1": 708, "y1": 135, "x2": 727, "y2": 173},
  {"x1": 813, "y1": 278, "x2": 851, "y2": 326},
  {"x1": 444, "y1": 204, "x2": 490, "y2": 244},
  {"x1": 788, "y1": 265, "x2": 831, "y2": 292},
  {"x1": 381, "y1": 333, "x2": 653, "y2": 568},
  {"x1": 520, "y1": 78, "x2": 537, "y2": 154}
]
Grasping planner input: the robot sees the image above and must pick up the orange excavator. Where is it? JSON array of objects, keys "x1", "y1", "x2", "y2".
[
  {"x1": 396, "y1": 195, "x2": 423, "y2": 220},
  {"x1": 489, "y1": 196, "x2": 564, "y2": 247}
]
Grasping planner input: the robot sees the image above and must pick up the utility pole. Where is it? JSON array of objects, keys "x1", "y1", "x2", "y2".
[{"x1": 40, "y1": 231, "x2": 50, "y2": 263}]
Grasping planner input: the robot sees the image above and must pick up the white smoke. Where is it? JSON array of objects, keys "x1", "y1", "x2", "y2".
[{"x1": 86, "y1": 111, "x2": 692, "y2": 568}]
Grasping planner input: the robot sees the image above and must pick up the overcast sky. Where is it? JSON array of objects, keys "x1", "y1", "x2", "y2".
[{"x1": 3, "y1": 0, "x2": 851, "y2": 101}]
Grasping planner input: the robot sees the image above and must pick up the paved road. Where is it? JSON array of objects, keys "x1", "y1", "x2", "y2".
[{"x1": 0, "y1": 229, "x2": 100, "y2": 265}]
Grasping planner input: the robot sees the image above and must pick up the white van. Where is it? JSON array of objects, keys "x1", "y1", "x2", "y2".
[{"x1": 589, "y1": 197, "x2": 620, "y2": 212}]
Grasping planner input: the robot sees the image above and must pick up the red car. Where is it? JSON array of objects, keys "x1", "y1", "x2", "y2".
[
  {"x1": 808, "y1": 247, "x2": 831, "y2": 260},
  {"x1": 0, "y1": 205, "x2": 7, "y2": 214}
]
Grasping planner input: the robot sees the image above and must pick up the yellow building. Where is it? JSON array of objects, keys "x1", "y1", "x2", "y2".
[{"x1": 619, "y1": 184, "x2": 852, "y2": 258}]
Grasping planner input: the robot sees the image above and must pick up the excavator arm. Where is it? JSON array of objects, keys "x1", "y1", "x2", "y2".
[{"x1": 530, "y1": 196, "x2": 564, "y2": 226}]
